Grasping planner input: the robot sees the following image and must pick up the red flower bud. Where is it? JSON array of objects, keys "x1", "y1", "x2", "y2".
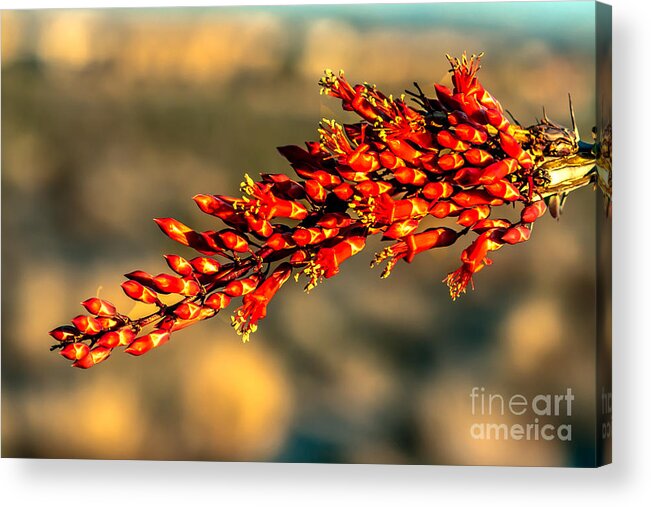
[
  {"x1": 437, "y1": 130, "x2": 469, "y2": 151},
  {"x1": 179, "y1": 279, "x2": 201, "y2": 297},
  {"x1": 125, "y1": 330, "x2": 170, "y2": 356},
  {"x1": 193, "y1": 194, "x2": 243, "y2": 225},
  {"x1": 115, "y1": 327, "x2": 137, "y2": 346},
  {"x1": 266, "y1": 232, "x2": 295, "y2": 251},
  {"x1": 244, "y1": 215, "x2": 273, "y2": 238},
  {"x1": 59, "y1": 342, "x2": 90, "y2": 360},
  {"x1": 81, "y1": 297, "x2": 117, "y2": 317},
  {"x1": 204, "y1": 292, "x2": 231, "y2": 311},
  {"x1": 385, "y1": 138, "x2": 422, "y2": 165},
  {"x1": 501, "y1": 225, "x2": 531, "y2": 244},
  {"x1": 383, "y1": 219, "x2": 421, "y2": 240},
  {"x1": 173, "y1": 302, "x2": 203, "y2": 320},
  {"x1": 464, "y1": 148, "x2": 494, "y2": 167},
  {"x1": 224, "y1": 275, "x2": 261, "y2": 297},
  {"x1": 317, "y1": 212, "x2": 355, "y2": 229},
  {"x1": 484, "y1": 180, "x2": 522, "y2": 201},
  {"x1": 170, "y1": 307, "x2": 215, "y2": 331},
  {"x1": 71, "y1": 315, "x2": 102, "y2": 335},
  {"x1": 164, "y1": 254, "x2": 193, "y2": 276},
  {"x1": 124, "y1": 270, "x2": 155, "y2": 285},
  {"x1": 332, "y1": 182, "x2": 354, "y2": 201},
  {"x1": 477, "y1": 158, "x2": 519, "y2": 185},
  {"x1": 521, "y1": 200, "x2": 547, "y2": 223},
  {"x1": 472, "y1": 219, "x2": 512, "y2": 233},
  {"x1": 453, "y1": 167, "x2": 482, "y2": 186},
  {"x1": 394, "y1": 167, "x2": 427, "y2": 186},
  {"x1": 267, "y1": 198, "x2": 309, "y2": 221},
  {"x1": 430, "y1": 201, "x2": 463, "y2": 218},
  {"x1": 304, "y1": 179, "x2": 327, "y2": 203},
  {"x1": 457, "y1": 206, "x2": 491, "y2": 227},
  {"x1": 498, "y1": 132, "x2": 524, "y2": 159},
  {"x1": 293, "y1": 227, "x2": 326, "y2": 247},
  {"x1": 403, "y1": 227, "x2": 458, "y2": 262},
  {"x1": 383, "y1": 196, "x2": 429, "y2": 223},
  {"x1": 454, "y1": 124, "x2": 488, "y2": 144},
  {"x1": 153, "y1": 218, "x2": 194, "y2": 246},
  {"x1": 121, "y1": 280, "x2": 160, "y2": 305},
  {"x1": 97, "y1": 328, "x2": 136, "y2": 348},
  {"x1": 422, "y1": 182, "x2": 453, "y2": 201},
  {"x1": 486, "y1": 108, "x2": 511, "y2": 131},
  {"x1": 96, "y1": 331, "x2": 120, "y2": 349},
  {"x1": 73, "y1": 346, "x2": 111, "y2": 369},
  {"x1": 437, "y1": 153, "x2": 465, "y2": 171},
  {"x1": 152, "y1": 274, "x2": 185, "y2": 294},
  {"x1": 452, "y1": 190, "x2": 503, "y2": 207},
  {"x1": 217, "y1": 230, "x2": 249, "y2": 253},
  {"x1": 379, "y1": 149, "x2": 404, "y2": 171},
  {"x1": 346, "y1": 144, "x2": 380, "y2": 173},
  {"x1": 49, "y1": 325, "x2": 79, "y2": 342},
  {"x1": 96, "y1": 317, "x2": 119, "y2": 330},
  {"x1": 290, "y1": 250, "x2": 309, "y2": 265},
  {"x1": 189, "y1": 256, "x2": 221, "y2": 275}
]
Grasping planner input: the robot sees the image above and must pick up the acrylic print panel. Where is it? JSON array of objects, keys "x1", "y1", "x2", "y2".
[{"x1": 1, "y1": 2, "x2": 611, "y2": 466}]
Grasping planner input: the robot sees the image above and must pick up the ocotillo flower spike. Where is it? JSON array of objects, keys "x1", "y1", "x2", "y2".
[{"x1": 49, "y1": 53, "x2": 597, "y2": 368}]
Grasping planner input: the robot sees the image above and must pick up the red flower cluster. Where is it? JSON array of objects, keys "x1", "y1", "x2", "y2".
[{"x1": 50, "y1": 53, "x2": 550, "y2": 368}]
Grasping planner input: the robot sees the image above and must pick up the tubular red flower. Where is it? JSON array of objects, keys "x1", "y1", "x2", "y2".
[
  {"x1": 383, "y1": 219, "x2": 421, "y2": 240},
  {"x1": 232, "y1": 263, "x2": 292, "y2": 342}
]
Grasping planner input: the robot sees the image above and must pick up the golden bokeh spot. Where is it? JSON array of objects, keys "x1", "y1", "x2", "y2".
[{"x1": 180, "y1": 339, "x2": 293, "y2": 461}]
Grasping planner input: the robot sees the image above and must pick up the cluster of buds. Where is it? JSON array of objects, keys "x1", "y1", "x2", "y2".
[{"x1": 50, "y1": 53, "x2": 587, "y2": 368}]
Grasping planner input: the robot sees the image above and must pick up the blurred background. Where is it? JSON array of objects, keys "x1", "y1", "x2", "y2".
[{"x1": 2, "y1": 3, "x2": 602, "y2": 465}]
